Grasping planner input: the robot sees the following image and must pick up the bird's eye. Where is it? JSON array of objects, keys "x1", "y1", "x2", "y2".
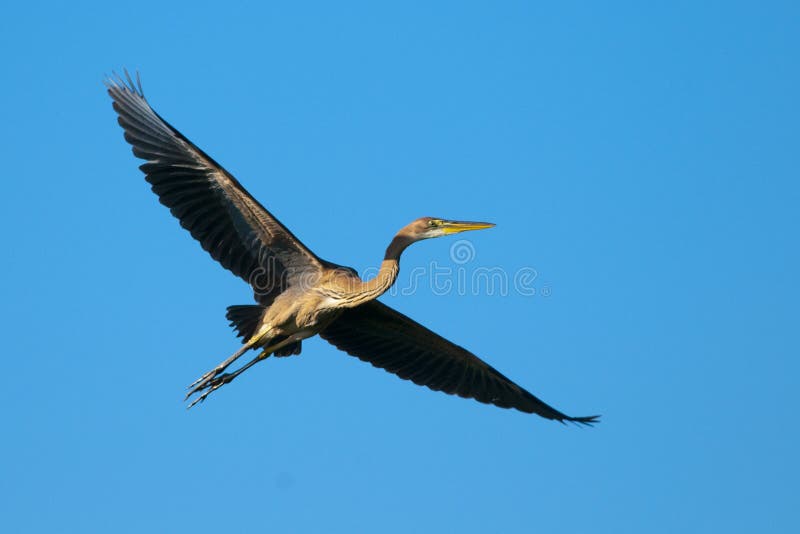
[{"x1": 428, "y1": 219, "x2": 441, "y2": 227}]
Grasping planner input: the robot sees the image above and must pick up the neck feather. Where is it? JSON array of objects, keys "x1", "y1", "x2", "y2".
[{"x1": 334, "y1": 233, "x2": 414, "y2": 308}]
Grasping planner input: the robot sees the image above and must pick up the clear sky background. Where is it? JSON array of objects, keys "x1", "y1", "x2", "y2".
[{"x1": 1, "y1": 1, "x2": 798, "y2": 532}]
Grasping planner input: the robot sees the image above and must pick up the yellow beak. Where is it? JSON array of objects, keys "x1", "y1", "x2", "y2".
[{"x1": 441, "y1": 220, "x2": 496, "y2": 235}]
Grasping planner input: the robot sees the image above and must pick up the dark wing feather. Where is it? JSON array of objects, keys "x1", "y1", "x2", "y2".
[
  {"x1": 106, "y1": 72, "x2": 323, "y2": 304},
  {"x1": 320, "y1": 301, "x2": 598, "y2": 424}
]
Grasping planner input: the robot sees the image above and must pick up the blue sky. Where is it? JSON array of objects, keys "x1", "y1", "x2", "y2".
[{"x1": 1, "y1": 1, "x2": 798, "y2": 532}]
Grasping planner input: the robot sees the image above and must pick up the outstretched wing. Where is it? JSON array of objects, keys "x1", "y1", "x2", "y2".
[
  {"x1": 320, "y1": 301, "x2": 598, "y2": 424},
  {"x1": 106, "y1": 72, "x2": 323, "y2": 304}
]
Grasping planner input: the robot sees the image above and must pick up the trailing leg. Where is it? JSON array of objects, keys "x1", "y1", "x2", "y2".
[
  {"x1": 185, "y1": 339, "x2": 256, "y2": 398},
  {"x1": 186, "y1": 335, "x2": 303, "y2": 408}
]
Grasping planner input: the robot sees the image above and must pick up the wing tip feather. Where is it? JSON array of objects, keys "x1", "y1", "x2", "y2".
[
  {"x1": 563, "y1": 414, "x2": 601, "y2": 426},
  {"x1": 104, "y1": 67, "x2": 144, "y2": 98}
]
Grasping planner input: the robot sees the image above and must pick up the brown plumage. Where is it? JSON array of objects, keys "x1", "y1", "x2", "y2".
[{"x1": 106, "y1": 71, "x2": 598, "y2": 425}]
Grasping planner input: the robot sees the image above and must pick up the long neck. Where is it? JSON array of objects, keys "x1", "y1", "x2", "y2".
[{"x1": 335, "y1": 233, "x2": 414, "y2": 308}]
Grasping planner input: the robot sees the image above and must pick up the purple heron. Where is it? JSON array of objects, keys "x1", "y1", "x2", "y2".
[{"x1": 106, "y1": 72, "x2": 598, "y2": 424}]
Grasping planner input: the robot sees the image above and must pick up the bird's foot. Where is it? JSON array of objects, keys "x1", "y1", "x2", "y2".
[
  {"x1": 186, "y1": 372, "x2": 235, "y2": 409},
  {"x1": 188, "y1": 368, "x2": 219, "y2": 390},
  {"x1": 186, "y1": 342, "x2": 255, "y2": 397},
  {"x1": 185, "y1": 366, "x2": 227, "y2": 399},
  {"x1": 184, "y1": 345, "x2": 276, "y2": 408}
]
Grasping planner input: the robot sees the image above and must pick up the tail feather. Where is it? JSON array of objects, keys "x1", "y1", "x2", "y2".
[
  {"x1": 226, "y1": 305, "x2": 303, "y2": 356},
  {"x1": 226, "y1": 305, "x2": 265, "y2": 341}
]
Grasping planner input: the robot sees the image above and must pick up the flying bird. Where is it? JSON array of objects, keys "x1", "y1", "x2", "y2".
[{"x1": 106, "y1": 71, "x2": 598, "y2": 424}]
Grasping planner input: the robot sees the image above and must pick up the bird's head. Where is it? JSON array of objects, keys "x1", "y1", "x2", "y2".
[
  {"x1": 406, "y1": 217, "x2": 495, "y2": 240},
  {"x1": 385, "y1": 217, "x2": 495, "y2": 259}
]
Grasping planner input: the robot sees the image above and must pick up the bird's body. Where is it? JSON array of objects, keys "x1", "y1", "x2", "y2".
[
  {"x1": 106, "y1": 71, "x2": 598, "y2": 424},
  {"x1": 232, "y1": 237, "x2": 405, "y2": 357}
]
